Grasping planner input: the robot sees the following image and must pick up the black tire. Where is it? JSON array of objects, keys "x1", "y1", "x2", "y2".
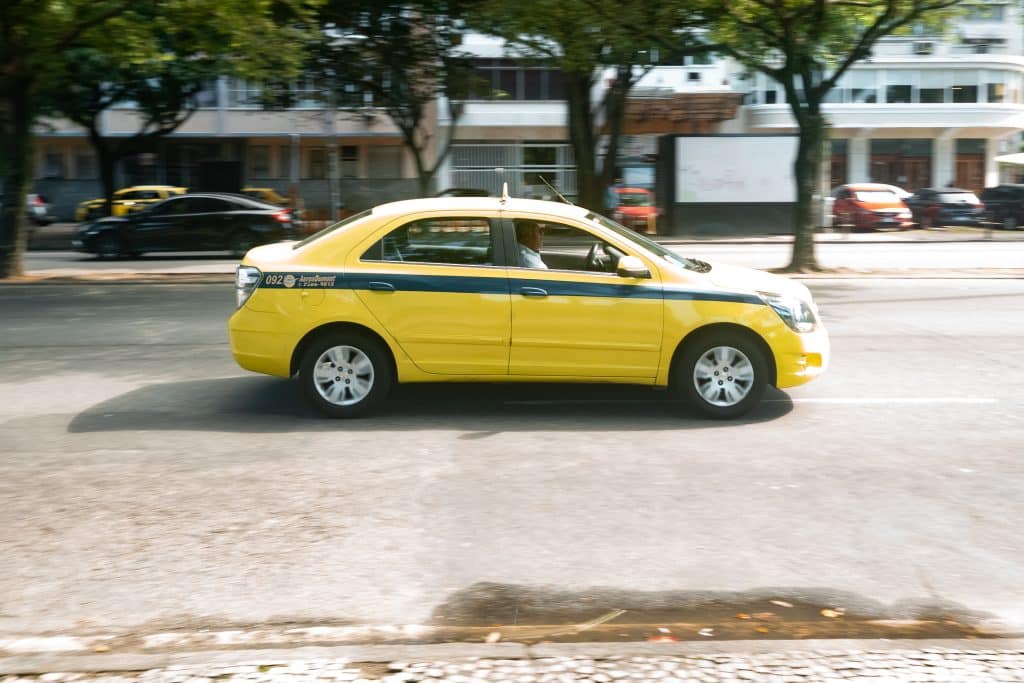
[
  {"x1": 299, "y1": 332, "x2": 393, "y2": 418},
  {"x1": 229, "y1": 230, "x2": 257, "y2": 258},
  {"x1": 95, "y1": 232, "x2": 123, "y2": 260},
  {"x1": 674, "y1": 332, "x2": 769, "y2": 419},
  {"x1": 1004, "y1": 215, "x2": 1018, "y2": 230}
]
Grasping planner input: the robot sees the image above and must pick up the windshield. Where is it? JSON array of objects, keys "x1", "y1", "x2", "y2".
[
  {"x1": 938, "y1": 192, "x2": 980, "y2": 204},
  {"x1": 587, "y1": 212, "x2": 706, "y2": 272},
  {"x1": 292, "y1": 209, "x2": 374, "y2": 249},
  {"x1": 617, "y1": 192, "x2": 653, "y2": 207},
  {"x1": 854, "y1": 191, "x2": 899, "y2": 203}
]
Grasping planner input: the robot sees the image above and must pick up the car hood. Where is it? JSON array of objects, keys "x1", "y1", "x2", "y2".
[{"x1": 705, "y1": 261, "x2": 813, "y2": 301}]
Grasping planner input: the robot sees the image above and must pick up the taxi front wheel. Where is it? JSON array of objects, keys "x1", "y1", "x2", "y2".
[
  {"x1": 300, "y1": 333, "x2": 392, "y2": 418},
  {"x1": 675, "y1": 333, "x2": 768, "y2": 419}
]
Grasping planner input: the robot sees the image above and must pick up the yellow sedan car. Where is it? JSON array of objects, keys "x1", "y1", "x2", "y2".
[
  {"x1": 75, "y1": 185, "x2": 187, "y2": 221},
  {"x1": 229, "y1": 193, "x2": 829, "y2": 419}
]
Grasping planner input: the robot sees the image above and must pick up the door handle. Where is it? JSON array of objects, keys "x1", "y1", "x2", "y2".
[
  {"x1": 519, "y1": 286, "x2": 548, "y2": 297},
  {"x1": 367, "y1": 281, "x2": 395, "y2": 291}
]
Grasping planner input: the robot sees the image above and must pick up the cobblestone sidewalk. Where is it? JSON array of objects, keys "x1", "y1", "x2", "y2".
[{"x1": 5, "y1": 647, "x2": 1024, "y2": 683}]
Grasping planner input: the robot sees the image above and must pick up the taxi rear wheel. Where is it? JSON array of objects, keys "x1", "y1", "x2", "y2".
[
  {"x1": 300, "y1": 333, "x2": 392, "y2": 418},
  {"x1": 674, "y1": 333, "x2": 768, "y2": 419}
]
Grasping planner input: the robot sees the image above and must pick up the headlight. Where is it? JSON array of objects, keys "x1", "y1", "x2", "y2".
[
  {"x1": 235, "y1": 265, "x2": 262, "y2": 309},
  {"x1": 759, "y1": 292, "x2": 817, "y2": 333}
]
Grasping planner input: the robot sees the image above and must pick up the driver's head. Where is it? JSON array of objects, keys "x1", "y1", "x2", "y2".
[{"x1": 515, "y1": 220, "x2": 545, "y2": 251}]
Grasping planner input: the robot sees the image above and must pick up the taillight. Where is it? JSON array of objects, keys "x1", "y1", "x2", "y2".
[
  {"x1": 235, "y1": 266, "x2": 261, "y2": 308},
  {"x1": 272, "y1": 209, "x2": 292, "y2": 223},
  {"x1": 31, "y1": 195, "x2": 45, "y2": 206}
]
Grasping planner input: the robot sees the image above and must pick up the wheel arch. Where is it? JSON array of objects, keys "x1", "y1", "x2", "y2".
[
  {"x1": 670, "y1": 322, "x2": 778, "y2": 388},
  {"x1": 289, "y1": 321, "x2": 397, "y2": 378}
]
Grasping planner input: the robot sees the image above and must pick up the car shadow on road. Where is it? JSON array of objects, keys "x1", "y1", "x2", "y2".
[{"x1": 67, "y1": 376, "x2": 793, "y2": 434}]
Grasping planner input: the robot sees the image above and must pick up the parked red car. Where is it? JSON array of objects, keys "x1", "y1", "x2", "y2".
[
  {"x1": 611, "y1": 187, "x2": 658, "y2": 233},
  {"x1": 831, "y1": 183, "x2": 914, "y2": 231}
]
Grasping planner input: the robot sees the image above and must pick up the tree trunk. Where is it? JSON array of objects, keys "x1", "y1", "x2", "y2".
[
  {"x1": 0, "y1": 87, "x2": 34, "y2": 279},
  {"x1": 86, "y1": 127, "x2": 118, "y2": 218},
  {"x1": 564, "y1": 70, "x2": 601, "y2": 212},
  {"x1": 786, "y1": 108, "x2": 825, "y2": 272},
  {"x1": 601, "y1": 65, "x2": 632, "y2": 193}
]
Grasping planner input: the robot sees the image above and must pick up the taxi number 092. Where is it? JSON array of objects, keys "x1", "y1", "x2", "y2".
[{"x1": 264, "y1": 274, "x2": 286, "y2": 286}]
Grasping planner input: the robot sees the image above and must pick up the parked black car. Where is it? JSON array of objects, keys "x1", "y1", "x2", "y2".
[
  {"x1": 978, "y1": 184, "x2": 1024, "y2": 230},
  {"x1": 903, "y1": 187, "x2": 985, "y2": 228},
  {"x1": 72, "y1": 193, "x2": 301, "y2": 258}
]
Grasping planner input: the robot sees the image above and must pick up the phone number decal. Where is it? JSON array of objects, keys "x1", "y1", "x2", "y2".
[{"x1": 261, "y1": 273, "x2": 340, "y2": 289}]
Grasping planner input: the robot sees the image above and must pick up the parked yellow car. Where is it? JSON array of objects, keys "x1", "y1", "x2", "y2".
[
  {"x1": 229, "y1": 193, "x2": 829, "y2": 419},
  {"x1": 75, "y1": 185, "x2": 187, "y2": 222},
  {"x1": 241, "y1": 187, "x2": 290, "y2": 205}
]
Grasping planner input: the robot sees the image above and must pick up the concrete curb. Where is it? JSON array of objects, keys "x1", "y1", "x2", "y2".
[{"x1": 4, "y1": 639, "x2": 1024, "y2": 675}]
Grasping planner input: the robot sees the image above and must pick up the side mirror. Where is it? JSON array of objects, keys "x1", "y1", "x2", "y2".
[{"x1": 617, "y1": 255, "x2": 651, "y2": 279}]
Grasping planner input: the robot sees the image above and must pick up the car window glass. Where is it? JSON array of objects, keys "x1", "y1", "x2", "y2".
[
  {"x1": 190, "y1": 197, "x2": 233, "y2": 213},
  {"x1": 854, "y1": 191, "x2": 898, "y2": 202},
  {"x1": 517, "y1": 220, "x2": 624, "y2": 274},
  {"x1": 937, "y1": 192, "x2": 980, "y2": 204},
  {"x1": 617, "y1": 191, "x2": 652, "y2": 207},
  {"x1": 363, "y1": 217, "x2": 494, "y2": 266},
  {"x1": 148, "y1": 197, "x2": 190, "y2": 216}
]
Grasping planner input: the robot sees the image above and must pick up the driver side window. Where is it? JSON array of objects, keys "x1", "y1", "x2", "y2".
[{"x1": 522, "y1": 220, "x2": 623, "y2": 274}]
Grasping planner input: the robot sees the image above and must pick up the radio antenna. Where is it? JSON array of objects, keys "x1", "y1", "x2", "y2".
[{"x1": 538, "y1": 175, "x2": 573, "y2": 205}]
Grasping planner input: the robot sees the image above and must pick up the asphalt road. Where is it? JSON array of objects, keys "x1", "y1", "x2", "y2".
[
  {"x1": 1, "y1": 279, "x2": 1023, "y2": 643},
  {"x1": 18, "y1": 239, "x2": 1024, "y2": 275}
]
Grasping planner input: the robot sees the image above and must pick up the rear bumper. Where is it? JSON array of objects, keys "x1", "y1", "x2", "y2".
[{"x1": 228, "y1": 307, "x2": 295, "y2": 378}]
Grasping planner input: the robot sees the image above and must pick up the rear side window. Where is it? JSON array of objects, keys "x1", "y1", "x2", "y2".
[
  {"x1": 937, "y1": 192, "x2": 980, "y2": 204},
  {"x1": 363, "y1": 217, "x2": 494, "y2": 266}
]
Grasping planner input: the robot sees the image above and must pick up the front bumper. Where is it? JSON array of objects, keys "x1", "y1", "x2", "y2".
[{"x1": 772, "y1": 326, "x2": 830, "y2": 389}]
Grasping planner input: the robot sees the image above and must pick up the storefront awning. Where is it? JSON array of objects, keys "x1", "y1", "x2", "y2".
[{"x1": 994, "y1": 152, "x2": 1024, "y2": 165}]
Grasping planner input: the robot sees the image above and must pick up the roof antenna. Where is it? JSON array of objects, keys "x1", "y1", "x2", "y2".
[{"x1": 539, "y1": 175, "x2": 573, "y2": 205}]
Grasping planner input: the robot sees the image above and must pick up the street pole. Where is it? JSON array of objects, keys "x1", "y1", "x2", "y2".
[{"x1": 326, "y1": 75, "x2": 341, "y2": 222}]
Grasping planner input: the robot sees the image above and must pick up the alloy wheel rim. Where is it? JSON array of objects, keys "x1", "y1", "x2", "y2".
[
  {"x1": 692, "y1": 345, "x2": 755, "y2": 407},
  {"x1": 313, "y1": 345, "x2": 375, "y2": 406}
]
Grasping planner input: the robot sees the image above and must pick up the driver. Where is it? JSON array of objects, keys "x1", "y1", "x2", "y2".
[{"x1": 514, "y1": 220, "x2": 548, "y2": 269}]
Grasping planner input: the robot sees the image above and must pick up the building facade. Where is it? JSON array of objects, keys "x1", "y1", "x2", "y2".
[{"x1": 30, "y1": 2, "x2": 1024, "y2": 227}]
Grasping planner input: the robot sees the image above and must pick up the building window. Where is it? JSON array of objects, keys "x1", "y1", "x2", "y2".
[
  {"x1": 341, "y1": 145, "x2": 359, "y2": 178},
  {"x1": 963, "y1": 3, "x2": 1005, "y2": 21},
  {"x1": 886, "y1": 85, "x2": 912, "y2": 104},
  {"x1": 763, "y1": 89, "x2": 778, "y2": 104},
  {"x1": 367, "y1": 146, "x2": 402, "y2": 178},
  {"x1": 227, "y1": 78, "x2": 261, "y2": 108},
  {"x1": 193, "y1": 81, "x2": 219, "y2": 108},
  {"x1": 846, "y1": 70, "x2": 878, "y2": 103},
  {"x1": 43, "y1": 151, "x2": 66, "y2": 178},
  {"x1": 952, "y1": 85, "x2": 978, "y2": 103},
  {"x1": 307, "y1": 148, "x2": 327, "y2": 179},
  {"x1": 249, "y1": 145, "x2": 272, "y2": 178},
  {"x1": 75, "y1": 151, "x2": 96, "y2": 179},
  {"x1": 984, "y1": 71, "x2": 1007, "y2": 103},
  {"x1": 470, "y1": 59, "x2": 567, "y2": 100}
]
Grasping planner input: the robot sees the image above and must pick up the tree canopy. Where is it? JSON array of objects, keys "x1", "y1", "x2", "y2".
[{"x1": 705, "y1": 0, "x2": 961, "y2": 271}]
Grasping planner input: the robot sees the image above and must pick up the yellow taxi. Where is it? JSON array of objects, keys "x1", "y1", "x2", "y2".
[
  {"x1": 228, "y1": 192, "x2": 829, "y2": 419},
  {"x1": 241, "y1": 187, "x2": 290, "y2": 205},
  {"x1": 75, "y1": 185, "x2": 187, "y2": 222}
]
